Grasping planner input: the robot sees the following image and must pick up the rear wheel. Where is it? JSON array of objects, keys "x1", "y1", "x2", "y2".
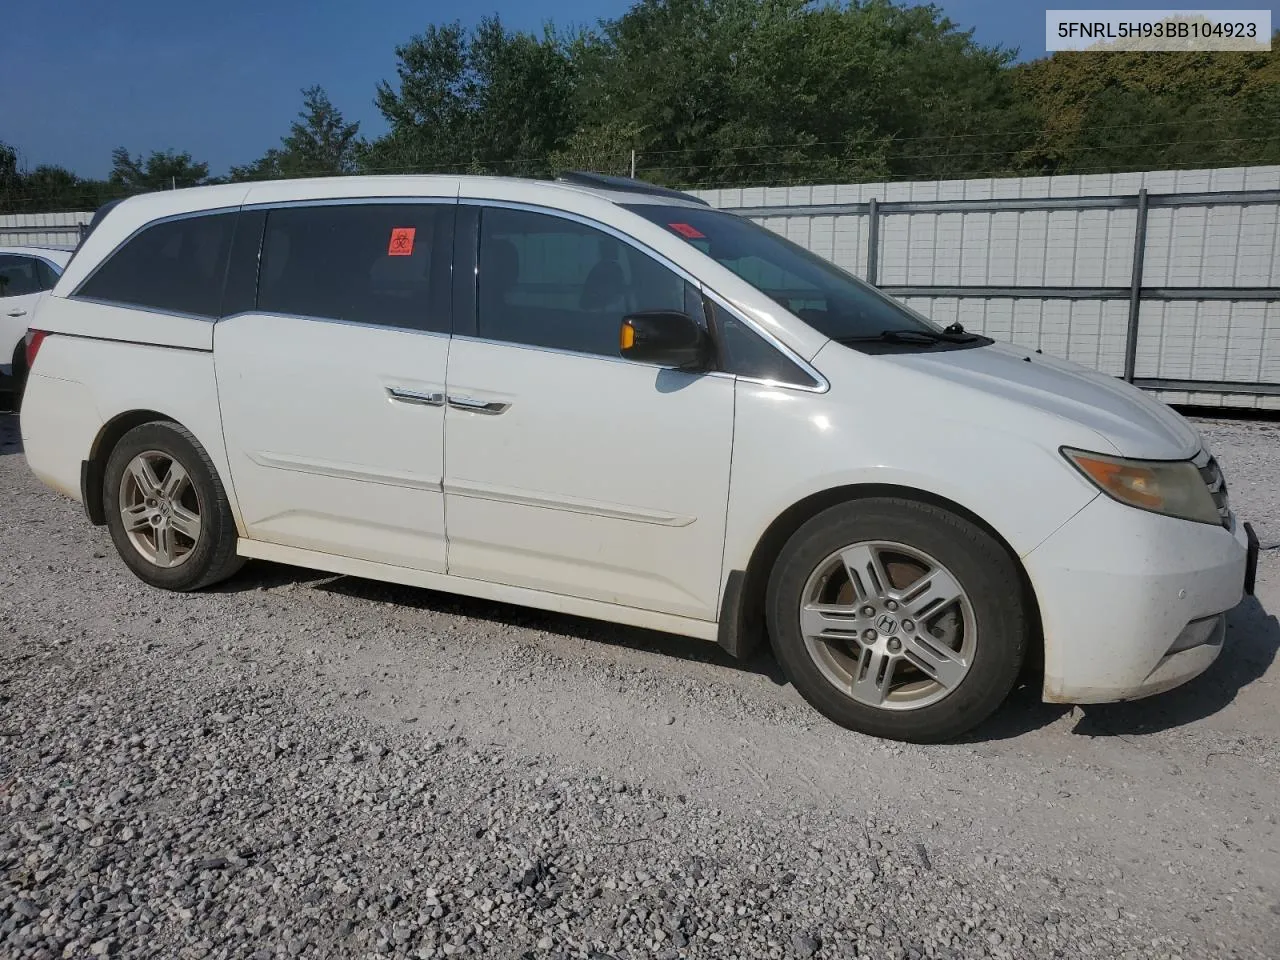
[
  {"x1": 103, "y1": 421, "x2": 242, "y2": 590},
  {"x1": 766, "y1": 497, "x2": 1027, "y2": 742}
]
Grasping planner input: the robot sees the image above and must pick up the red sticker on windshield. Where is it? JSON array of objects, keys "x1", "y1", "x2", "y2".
[
  {"x1": 388, "y1": 227, "x2": 416, "y2": 256},
  {"x1": 668, "y1": 222, "x2": 705, "y2": 239}
]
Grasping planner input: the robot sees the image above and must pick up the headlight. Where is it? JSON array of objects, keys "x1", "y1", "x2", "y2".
[{"x1": 1061, "y1": 448, "x2": 1221, "y2": 525}]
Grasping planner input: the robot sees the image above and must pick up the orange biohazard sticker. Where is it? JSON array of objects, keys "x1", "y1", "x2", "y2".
[{"x1": 388, "y1": 227, "x2": 416, "y2": 256}]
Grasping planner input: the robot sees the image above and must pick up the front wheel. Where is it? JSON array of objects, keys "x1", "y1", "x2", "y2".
[
  {"x1": 766, "y1": 498, "x2": 1028, "y2": 742},
  {"x1": 103, "y1": 421, "x2": 243, "y2": 591}
]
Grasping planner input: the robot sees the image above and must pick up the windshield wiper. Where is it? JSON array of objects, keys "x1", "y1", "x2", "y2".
[
  {"x1": 836, "y1": 329, "x2": 947, "y2": 346},
  {"x1": 837, "y1": 325, "x2": 984, "y2": 346}
]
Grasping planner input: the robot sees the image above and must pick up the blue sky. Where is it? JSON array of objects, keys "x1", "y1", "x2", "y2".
[{"x1": 2, "y1": 1, "x2": 1268, "y2": 178}]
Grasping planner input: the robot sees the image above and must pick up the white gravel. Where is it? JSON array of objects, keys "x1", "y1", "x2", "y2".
[{"x1": 1, "y1": 411, "x2": 1277, "y2": 960}]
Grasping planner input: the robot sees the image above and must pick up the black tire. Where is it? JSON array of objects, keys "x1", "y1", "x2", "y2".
[
  {"x1": 766, "y1": 497, "x2": 1027, "y2": 743},
  {"x1": 103, "y1": 420, "x2": 243, "y2": 591},
  {"x1": 5, "y1": 347, "x2": 25, "y2": 414}
]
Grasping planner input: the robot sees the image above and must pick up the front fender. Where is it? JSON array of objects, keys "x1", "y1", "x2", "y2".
[{"x1": 721, "y1": 378, "x2": 1100, "y2": 581}]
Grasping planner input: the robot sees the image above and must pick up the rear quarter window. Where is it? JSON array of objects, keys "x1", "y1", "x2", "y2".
[{"x1": 75, "y1": 212, "x2": 236, "y2": 318}]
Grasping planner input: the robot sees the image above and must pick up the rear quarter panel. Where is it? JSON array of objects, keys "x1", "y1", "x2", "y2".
[
  {"x1": 21, "y1": 372, "x2": 103, "y2": 500},
  {"x1": 32, "y1": 296, "x2": 213, "y2": 352},
  {"x1": 21, "y1": 326, "x2": 232, "y2": 527}
]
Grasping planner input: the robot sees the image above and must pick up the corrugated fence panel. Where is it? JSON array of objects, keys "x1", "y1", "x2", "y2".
[
  {"x1": 0, "y1": 211, "x2": 91, "y2": 248},
  {"x1": 13, "y1": 168, "x2": 1280, "y2": 409},
  {"x1": 696, "y1": 165, "x2": 1280, "y2": 410}
]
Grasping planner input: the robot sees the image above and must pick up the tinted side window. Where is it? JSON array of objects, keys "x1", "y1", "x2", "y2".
[
  {"x1": 221, "y1": 210, "x2": 266, "y2": 318},
  {"x1": 34, "y1": 258, "x2": 62, "y2": 291},
  {"x1": 77, "y1": 212, "x2": 235, "y2": 317},
  {"x1": 0, "y1": 255, "x2": 41, "y2": 298},
  {"x1": 258, "y1": 204, "x2": 451, "y2": 332},
  {"x1": 478, "y1": 207, "x2": 690, "y2": 358},
  {"x1": 714, "y1": 306, "x2": 818, "y2": 387}
]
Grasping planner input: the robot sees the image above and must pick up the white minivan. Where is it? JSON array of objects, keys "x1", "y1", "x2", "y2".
[{"x1": 20, "y1": 174, "x2": 1259, "y2": 741}]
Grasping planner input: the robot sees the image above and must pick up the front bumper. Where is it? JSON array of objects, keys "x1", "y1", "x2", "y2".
[{"x1": 1025, "y1": 494, "x2": 1251, "y2": 704}]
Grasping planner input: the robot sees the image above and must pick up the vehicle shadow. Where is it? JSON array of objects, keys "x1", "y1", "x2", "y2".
[
  {"x1": 960, "y1": 683, "x2": 1072, "y2": 741},
  {"x1": 1071, "y1": 594, "x2": 1278, "y2": 737},
  {"x1": 220, "y1": 560, "x2": 1276, "y2": 737},
  {"x1": 967, "y1": 594, "x2": 1278, "y2": 741},
  {"x1": 216, "y1": 560, "x2": 788, "y2": 683}
]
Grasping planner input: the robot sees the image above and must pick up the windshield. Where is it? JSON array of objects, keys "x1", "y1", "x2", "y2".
[{"x1": 624, "y1": 203, "x2": 938, "y2": 341}]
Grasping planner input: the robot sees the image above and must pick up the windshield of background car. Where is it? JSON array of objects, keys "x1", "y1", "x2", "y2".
[{"x1": 624, "y1": 204, "x2": 938, "y2": 341}]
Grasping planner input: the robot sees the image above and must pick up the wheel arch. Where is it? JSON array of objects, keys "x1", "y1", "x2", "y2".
[
  {"x1": 717, "y1": 483, "x2": 1044, "y2": 676},
  {"x1": 81, "y1": 409, "x2": 181, "y2": 525}
]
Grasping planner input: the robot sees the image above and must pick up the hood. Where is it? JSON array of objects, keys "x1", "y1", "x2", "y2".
[{"x1": 882, "y1": 341, "x2": 1201, "y2": 460}]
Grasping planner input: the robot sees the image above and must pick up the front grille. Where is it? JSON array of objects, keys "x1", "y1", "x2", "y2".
[{"x1": 1196, "y1": 452, "x2": 1231, "y2": 527}]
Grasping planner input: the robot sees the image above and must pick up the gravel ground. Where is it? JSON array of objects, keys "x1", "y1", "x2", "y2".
[{"x1": 1, "y1": 411, "x2": 1277, "y2": 960}]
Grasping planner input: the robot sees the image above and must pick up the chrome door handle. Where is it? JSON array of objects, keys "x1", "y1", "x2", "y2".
[
  {"x1": 5, "y1": 310, "x2": 26, "y2": 318},
  {"x1": 447, "y1": 395, "x2": 510, "y2": 415},
  {"x1": 386, "y1": 387, "x2": 445, "y2": 407}
]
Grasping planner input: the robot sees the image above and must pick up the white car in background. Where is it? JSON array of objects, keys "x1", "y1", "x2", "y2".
[
  {"x1": 1, "y1": 245, "x2": 71, "y2": 406},
  {"x1": 18, "y1": 174, "x2": 1260, "y2": 742}
]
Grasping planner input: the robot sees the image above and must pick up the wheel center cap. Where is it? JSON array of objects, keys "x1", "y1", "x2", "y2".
[{"x1": 875, "y1": 613, "x2": 899, "y2": 636}]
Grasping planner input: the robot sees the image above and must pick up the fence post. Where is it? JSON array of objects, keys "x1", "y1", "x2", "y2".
[
  {"x1": 866, "y1": 197, "x2": 879, "y2": 284},
  {"x1": 1122, "y1": 188, "x2": 1149, "y2": 383}
]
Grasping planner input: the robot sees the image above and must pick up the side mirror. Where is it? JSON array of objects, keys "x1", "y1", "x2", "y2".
[{"x1": 619, "y1": 310, "x2": 711, "y2": 370}]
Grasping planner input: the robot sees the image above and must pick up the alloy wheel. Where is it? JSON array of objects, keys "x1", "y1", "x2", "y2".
[
  {"x1": 118, "y1": 450, "x2": 202, "y2": 568},
  {"x1": 798, "y1": 540, "x2": 976, "y2": 711}
]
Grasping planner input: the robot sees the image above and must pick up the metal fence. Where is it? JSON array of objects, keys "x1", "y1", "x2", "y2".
[
  {"x1": 0, "y1": 211, "x2": 89, "y2": 248},
  {"x1": 7, "y1": 166, "x2": 1280, "y2": 408},
  {"x1": 697, "y1": 166, "x2": 1280, "y2": 410}
]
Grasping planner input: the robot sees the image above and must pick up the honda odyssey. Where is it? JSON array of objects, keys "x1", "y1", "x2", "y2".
[{"x1": 19, "y1": 173, "x2": 1259, "y2": 741}]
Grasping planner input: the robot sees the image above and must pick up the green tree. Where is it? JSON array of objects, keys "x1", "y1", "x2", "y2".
[
  {"x1": 1014, "y1": 36, "x2": 1280, "y2": 174},
  {"x1": 0, "y1": 139, "x2": 115, "y2": 213},
  {"x1": 228, "y1": 148, "x2": 287, "y2": 182},
  {"x1": 232, "y1": 85, "x2": 362, "y2": 181},
  {"x1": 363, "y1": 16, "x2": 577, "y2": 176},
  {"x1": 10, "y1": 1, "x2": 1280, "y2": 212},
  {"x1": 109, "y1": 147, "x2": 211, "y2": 191},
  {"x1": 285, "y1": 85, "x2": 361, "y2": 175},
  {"x1": 571, "y1": 0, "x2": 1031, "y2": 188},
  {"x1": 0, "y1": 142, "x2": 17, "y2": 187},
  {"x1": 24, "y1": 166, "x2": 115, "y2": 211},
  {"x1": 0, "y1": 142, "x2": 20, "y2": 210}
]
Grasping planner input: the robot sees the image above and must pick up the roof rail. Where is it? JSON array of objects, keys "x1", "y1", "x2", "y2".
[{"x1": 555, "y1": 172, "x2": 709, "y2": 206}]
